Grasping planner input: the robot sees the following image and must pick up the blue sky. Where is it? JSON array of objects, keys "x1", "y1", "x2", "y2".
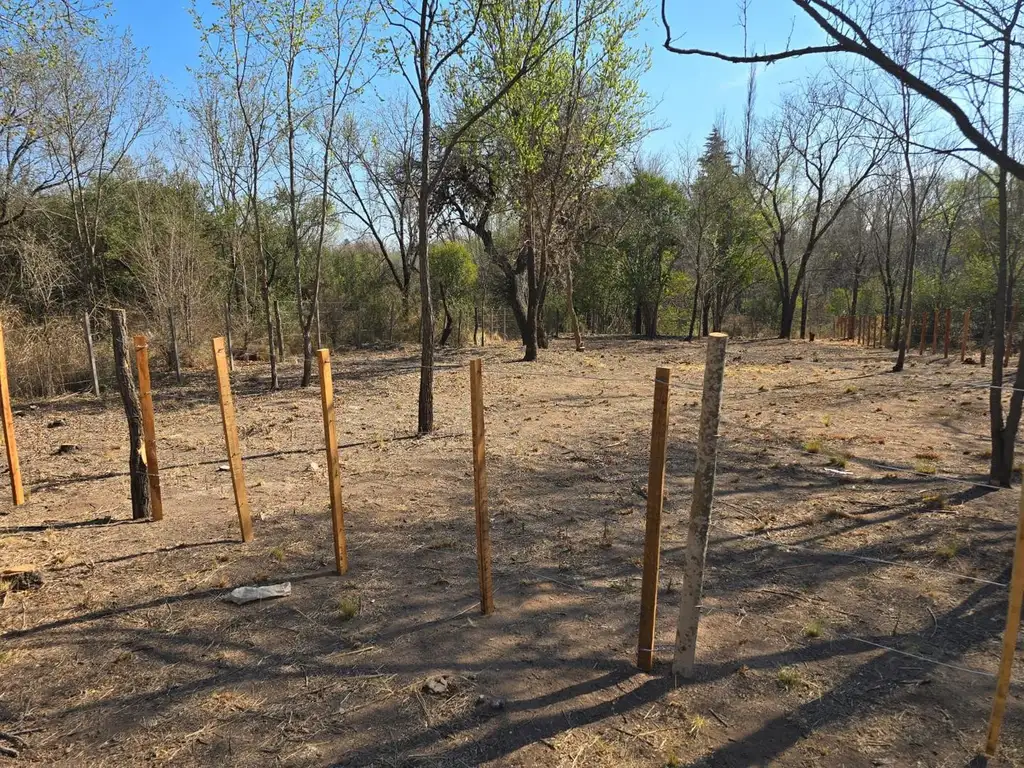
[{"x1": 110, "y1": 0, "x2": 826, "y2": 159}]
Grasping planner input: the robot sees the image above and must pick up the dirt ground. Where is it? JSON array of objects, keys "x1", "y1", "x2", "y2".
[{"x1": 1, "y1": 334, "x2": 1023, "y2": 767}]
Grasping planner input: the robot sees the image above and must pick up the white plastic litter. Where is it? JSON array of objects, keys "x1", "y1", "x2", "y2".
[{"x1": 224, "y1": 582, "x2": 292, "y2": 605}]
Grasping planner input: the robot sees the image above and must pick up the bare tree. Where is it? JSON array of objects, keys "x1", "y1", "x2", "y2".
[
  {"x1": 46, "y1": 25, "x2": 163, "y2": 304},
  {"x1": 380, "y1": 0, "x2": 561, "y2": 432}
]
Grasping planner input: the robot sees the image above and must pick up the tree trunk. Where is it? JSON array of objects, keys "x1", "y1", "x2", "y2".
[
  {"x1": 566, "y1": 264, "x2": 584, "y2": 351},
  {"x1": 416, "y1": 54, "x2": 434, "y2": 433},
  {"x1": 438, "y1": 284, "x2": 453, "y2": 347},
  {"x1": 110, "y1": 309, "x2": 150, "y2": 521},
  {"x1": 686, "y1": 275, "x2": 700, "y2": 340},
  {"x1": 799, "y1": 279, "x2": 809, "y2": 340}
]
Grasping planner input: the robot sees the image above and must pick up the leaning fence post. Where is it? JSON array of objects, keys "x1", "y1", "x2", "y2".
[
  {"x1": 133, "y1": 335, "x2": 163, "y2": 522},
  {"x1": 984, "y1": 475, "x2": 1024, "y2": 756},
  {"x1": 637, "y1": 366, "x2": 672, "y2": 672},
  {"x1": 83, "y1": 311, "x2": 101, "y2": 398},
  {"x1": 673, "y1": 332, "x2": 728, "y2": 678},
  {"x1": 469, "y1": 358, "x2": 494, "y2": 615},
  {"x1": 0, "y1": 323, "x2": 24, "y2": 506},
  {"x1": 212, "y1": 336, "x2": 253, "y2": 543},
  {"x1": 317, "y1": 349, "x2": 348, "y2": 574}
]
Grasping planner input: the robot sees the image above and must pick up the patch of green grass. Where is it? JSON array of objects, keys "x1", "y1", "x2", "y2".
[
  {"x1": 821, "y1": 415, "x2": 831, "y2": 428},
  {"x1": 269, "y1": 546, "x2": 285, "y2": 562},
  {"x1": 914, "y1": 460, "x2": 937, "y2": 475},
  {"x1": 338, "y1": 596, "x2": 361, "y2": 621},
  {"x1": 802, "y1": 619, "x2": 825, "y2": 638},
  {"x1": 844, "y1": 385, "x2": 858, "y2": 394},
  {"x1": 0, "y1": 650, "x2": 12, "y2": 664},
  {"x1": 688, "y1": 713, "x2": 709, "y2": 736},
  {"x1": 922, "y1": 492, "x2": 948, "y2": 510},
  {"x1": 826, "y1": 454, "x2": 848, "y2": 469},
  {"x1": 803, "y1": 439, "x2": 823, "y2": 454},
  {"x1": 775, "y1": 666, "x2": 807, "y2": 691}
]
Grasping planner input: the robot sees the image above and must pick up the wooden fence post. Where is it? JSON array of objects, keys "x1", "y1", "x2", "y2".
[
  {"x1": 0, "y1": 323, "x2": 24, "y2": 506},
  {"x1": 167, "y1": 309, "x2": 182, "y2": 384},
  {"x1": 932, "y1": 308, "x2": 939, "y2": 354},
  {"x1": 133, "y1": 335, "x2": 163, "y2": 522},
  {"x1": 469, "y1": 358, "x2": 494, "y2": 615},
  {"x1": 962, "y1": 309, "x2": 971, "y2": 361},
  {"x1": 225, "y1": 300, "x2": 235, "y2": 373},
  {"x1": 920, "y1": 312, "x2": 927, "y2": 355},
  {"x1": 111, "y1": 310, "x2": 150, "y2": 521},
  {"x1": 673, "y1": 333, "x2": 728, "y2": 677},
  {"x1": 985, "y1": 476, "x2": 1024, "y2": 756},
  {"x1": 212, "y1": 336, "x2": 253, "y2": 542},
  {"x1": 83, "y1": 311, "x2": 101, "y2": 398},
  {"x1": 637, "y1": 365, "x2": 672, "y2": 672},
  {"x1": 317, "y1": 349, "x2": 348, "y2": 574}
]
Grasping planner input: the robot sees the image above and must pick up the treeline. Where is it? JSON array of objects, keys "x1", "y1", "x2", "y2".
[{"x1": 3, "y1": 0, "x2": 1024, "y2": 475}]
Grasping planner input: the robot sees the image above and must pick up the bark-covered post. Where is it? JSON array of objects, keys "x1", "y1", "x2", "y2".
[
  {"x1": 167, "y1": 308, "x2": 182, "y2": 384},
  {"x1": 673, "y1": 332, "x2": 728, "y2": 678},
  {"x1": 110, "y1": 309, "x2": 151, "y2": 520},
  {"x1": 134, "y1": 335, "x2": 163, "y2": 521},
  {"x1": 83, "y1": 311, "x2": 101, "y2": 398},
  {"x1": 637, "y1": 366, "x2": 672, "y2": 672}
]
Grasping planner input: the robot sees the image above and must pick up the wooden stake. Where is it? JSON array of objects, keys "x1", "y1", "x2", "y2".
[
  {"x1": 469, "y1": 358, "x2": 494, "y2": 615},
  {"x1": 637, "y1": 365, "x2": 672, "y2": 672},
  {"x1": 212, "y1": 336, "x2": 253, "y2": 543},
  {"x1": 920, "y1": 312, "x2": 927, "y2": 355},
  {"x1": 167, "y1": 309, "x2": 182, "y2": 384},
  {"x1": 674, "y1": 333, "x2": 728, "y2": 677},
  {"x1": 111, "y1": 310, "x2": 150, "y2": 520},
  {"x1": 962, "y1": 309, "x2": 971, "y2": 362},
  {"x1": 83, "y1": 311, "x2": 100, "y2": 398},
  {"x1": 273, "y1": 299, "x2": 284, "y2": 359},
  {"x1": 932, "y1": 308, "x2": 939, "y2": 354},
  {"x1": 984, "y1": 477, "x2": 1024, "y2": 756},
  {"x1": 0, "y1": 323, "x2": 24, "y2": 506},
  {"x1": 317, "y1": 349, "x2": 347, "y2": 574},
  {"x1": 134, "y1": 335, "x2": 163, "y2": 522},
  {"x1": 944, "y1": 308, "x2": 952, "y2": 359}
]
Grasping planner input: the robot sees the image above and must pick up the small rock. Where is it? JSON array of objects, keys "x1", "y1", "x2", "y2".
[
  {"x1": 217, "y1": 464, "x2": 230, "y2": 472},
  {"x1": 424, "y1": 675, "x2": 452, "y2": 695},
  {"x1": 308, "y1": 461, "x2": 320, "y2": 472},
  {"x1": 489, "y1": 698, "x2": 505, "y2": 711},
  {"x1": 47, "y1": 418, "x2": 67, "y2": 428}
]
